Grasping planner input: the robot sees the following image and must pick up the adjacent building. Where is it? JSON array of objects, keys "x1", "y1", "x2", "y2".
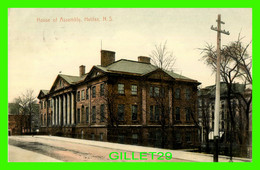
[
  {"x1": 8, "y1": 102, "x2": 39, "y2": 135},
  {"x1": 38, "y1": 50, "x2": 201, "y2": 149},
  {"x1": 198, "y1": 83, "x2": 252, "y2": 157},
  {"x1": 8, "y1": 115, "x2": 30, "y2": 135}
]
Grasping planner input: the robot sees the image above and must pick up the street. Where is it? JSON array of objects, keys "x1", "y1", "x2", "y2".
[
  {"x1": 8, "y1": 135, "x2": 251, "y2": 162},
  {"x1": 8, "y1": 136, "x2": 187, "y2": 162}
]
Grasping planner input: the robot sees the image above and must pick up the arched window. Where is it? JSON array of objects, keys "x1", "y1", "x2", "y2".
[{"x1": 175, "y1": 88, "x2": 181, "y2": 99}]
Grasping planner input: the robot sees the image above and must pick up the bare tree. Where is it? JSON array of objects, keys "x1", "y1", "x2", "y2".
[
  {"x1": 148, "y1": 41, "x2": 177, "y2": 148},
  {"x1": 149, "y1": 41, "x2": 176, "y2": 71},
  {"x1": 15, "y1": 89, "x2": 37, "y2": 133},
  {"x1": 101, "y1": 84, "x2": 122, "y2": 129},
  {"x1": 197, "y1": 87, "x2": 212, "y2": 153},
  {"x1": 151, "y1": 80, "x2": 171, "y2": 148},
  {"x1": 199, "y1": 34, "x2": 252, "y2": 158},
  {"x1": 96, "y1": 81, "x2": 128, "y2": 142}
]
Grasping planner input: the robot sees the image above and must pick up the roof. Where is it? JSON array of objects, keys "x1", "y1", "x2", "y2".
[
  {"x1": 37, "y1": 89, "x2": 49, "y2": 99},
  {"x1": 59, "y1": 74, "x2": 87, "y2": 84},
  {"x1": 44, "y1": 58, "x2": 199, "y2": 96},
  {"x1": 96, "y1": 59, "x2": 156, "y2": 75},
  {"x1": 41, "y1": 90, "x2": 49, "y2": 95},
  {"x1": 95, "y1": 59, "x2": 197, "y2": 82},
  {"x1": 199, "y1": 82, "x2": 246, "y2": 97}
]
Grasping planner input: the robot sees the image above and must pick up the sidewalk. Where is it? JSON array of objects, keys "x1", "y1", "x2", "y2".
[
  {"x1": 35, "y1": 135, "x2": 252, "y2": 162},
  {"x1": 8, "y1": 145, "x2": 62, "y2": 162}
]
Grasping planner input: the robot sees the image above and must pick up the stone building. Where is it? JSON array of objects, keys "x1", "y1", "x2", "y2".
[
  {"x1": 8, "y1": 102, "x2": 39, "y2": 135},
  {"x1": 198, "y1": 83, "x2": 251, "y2": 157},
  {"x1": 8, "y1": 115, "x2": 30, "y2": 135},
  {"x1": 38, "y1": 50, "x2": 200, "y2": 149}
]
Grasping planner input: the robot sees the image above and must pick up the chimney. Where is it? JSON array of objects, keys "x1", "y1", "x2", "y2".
[
  {"x1": 101, "y1": 50, "x2": 115, "y2": 67},
  {"x1": 138, "y1": 56, "x2": 151, "y2": 64},
  {"x1": 79, "y1": 65, "x2": 85, "y2": 77}
]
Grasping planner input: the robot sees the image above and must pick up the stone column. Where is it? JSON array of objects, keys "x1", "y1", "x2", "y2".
[
  {"x1": 142, "y1": 87, "x2": 147, "y2": 125},
  {"x1": 59, "y1": 95, "x2": 62, "y2": 126},
  {"x1": 71, "y1": 92, "x2": 75, "y2": 125},
  {"x1": 67, "y1": 93, "x2": 70, "y2": 125},
  {"x1": 169, "y1": 88, "x2": 173, "y2": 125},
  {"x1": 63, "y1": 94, "x2": 66, "y2": 126},
  {"x1": 52, "y1": 98, "x2": 54, "y2": 126},
  {"x1": 55, "y1": 97, "x2": 58, "y2": 125}
]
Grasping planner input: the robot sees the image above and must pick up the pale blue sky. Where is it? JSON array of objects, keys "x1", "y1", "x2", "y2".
[{"x1": 8, "y1": 8, "x2": 252, "y2": 102}]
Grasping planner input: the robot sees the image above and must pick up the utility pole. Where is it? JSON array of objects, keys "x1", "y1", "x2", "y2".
[{"x1": 211, "y1": 14, "x2": 230, "y2": 162}]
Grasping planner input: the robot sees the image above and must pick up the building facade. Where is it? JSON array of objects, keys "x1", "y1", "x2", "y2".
[
  {"x1": 38, "y1": 50, "x2": 200, "y2": 149},
  {"x1": 8, "y1": 115, "x2": 30, "y2": 135},
  {"x1": 8, "y1": 102, "x2": 39, "y2": 135},
  {"x1": 198, "y1": 83, "x2": 252, "y2": 157}
]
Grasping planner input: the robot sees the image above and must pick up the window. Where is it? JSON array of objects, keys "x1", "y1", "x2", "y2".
[
  {"x1": 92, "y1": 86, "x2": 96, "y2": 98},
  {"x1": 40, "y1": 113, "x2": 43, "y2": 125},
  {"x1": 198, "y1": 99, "x2": 202, "y2": 107},
  {"x1": 118, "y1": 104, "x2": 125, "y2": 121},
  {"x1": 185, "y1": 88, "x2": 191, "y2": 99},
  {"x1": 44, "y1": 101, "x2": 46, "y2": 109},
  {"x1": 148, "y1": 132, "x2": 155, "y2": 146},
  {"x1": 81, "y1": 90, "x2": 85, "y2": 100},
  {"x1": 154, "y1": 87, "x2": 160, "y2": 97},
  {"x1": 77, "y1": 108, "x2": 80, "y2": 124},
  {"x1": 100, "y1": 133, "x2": 104, "y2": 141},
  {"x1": 132, "y1": 134, "x2": 138, "y2": 145},
  {"x1": 91, "y1": 133, "x2": 95, "y2": 140},
  {"x1": 161, "y1": 87, "x2": 165, "y2": 97},
  {"x1": 92, "y1": 106, "x2": 96, "y2": 122},
  {"x1": 186, "y1": 108, "x2": 191, "y2": 121},
  {"x1": 150, "y1": 86, "x2": 154, "y2": 97},
  {"x1": 155, "y1": 105, "x2": 160, "y2": 121},
  {"x1": 222, "y1": 121, "x2": 225, "y2": 129},
  {"x1": 77, "y1": 91, "x2": 80, "y2": 101},
  {"x1": 176, "y1": 133, "x2": 181, "y2": 143},
  {"x1": 80, "y1": 106, "x2": 84, "y2": 123},
  {"x1": 150, "y1": 106, "x2": 154, "y2": 121},
  {"x1": 118, "y1": 84, "x2": 124, "y2": 94},
  {"x1": 131, "y1": 105, "x2": 138, "y2": 121},
  {"x1": 48, "y1": 112, "x2": 51, "y2": 125},
  {"x1": 86, "y1": 107, "x2": 89, "y2": 123},
  {"x1": 100, "y1": 84, "x2": 105, "y2": 96},
  {"x1": 86, "y1": 89, "x2": 89, "y2": 99},
  {"x1": 175, "y1": 107, "x2": 180, "y2": 121},
  {"x1": 118, "y1": 135, "x2": 125, "y2": 144},
  {"x1": 100, "y1": 104, "x2": 105, "y2": 122},
  {"x1": 185, "y1": 132, "x2": 191, "y2": 142},
  {"x1": 155, "y1": 131, "x2": 162, "y2": 147},
  {"x1": 175, "y1": 88, "x2": 181, "y2": 99},
  {"x1": 198, "y1": 109, "x2": 202, "y2": 117},
  {"x1": 131, "y1": 85, "x2": 137, "y2": 95},
  {"x1": 81, "y1": 130, "x2": 84, "y2": 139}
]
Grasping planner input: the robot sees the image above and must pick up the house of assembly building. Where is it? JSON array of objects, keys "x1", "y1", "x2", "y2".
[{"x1": 37, "y1": 50, "x2": 201, "y2": 149}]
